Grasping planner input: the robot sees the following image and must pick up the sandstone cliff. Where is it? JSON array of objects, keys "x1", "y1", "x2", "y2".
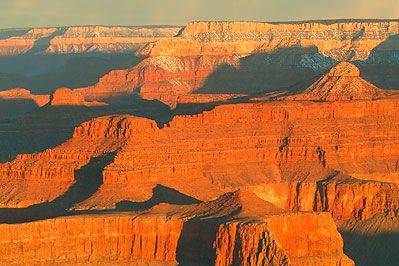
[
  {"x1": 146, "y1": 20, "x2": 399, "y2": 61},
  {"x1": 0, "y1": 191, "x2": 353, "y2": 266}
]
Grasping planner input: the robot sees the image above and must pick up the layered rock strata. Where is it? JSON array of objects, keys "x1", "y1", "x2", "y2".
[
  {"x1": 0, "y1": 191, "x2": 353, "y2": 266},
  {"x1": 2, "y1": 94, "x2": 399, "y2": 220}
]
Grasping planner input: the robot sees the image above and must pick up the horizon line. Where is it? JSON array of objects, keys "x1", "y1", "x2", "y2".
[{"x1": 1, "y1": 18, "x2": 398, "y2": 31}]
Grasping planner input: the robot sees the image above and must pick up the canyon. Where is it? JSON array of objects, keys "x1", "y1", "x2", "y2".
[{"x1": 0, "y1": 20, "x2": 398, "y2": 265}]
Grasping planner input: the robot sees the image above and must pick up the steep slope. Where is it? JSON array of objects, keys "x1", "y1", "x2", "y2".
[{"x1": 284, "y1": 62, "x2": 398, "y2": 101}]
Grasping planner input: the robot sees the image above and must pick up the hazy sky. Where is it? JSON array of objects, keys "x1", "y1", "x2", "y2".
[{"x1": 0, "y1": 0, "x2": 398, "y2": 28}]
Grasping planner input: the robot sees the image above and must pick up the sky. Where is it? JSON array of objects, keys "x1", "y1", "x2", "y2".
[{"x1": 0, "y1": 0, "x2": 398, "y2": 29}]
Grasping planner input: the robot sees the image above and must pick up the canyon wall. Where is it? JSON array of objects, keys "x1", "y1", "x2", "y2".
[
  {"x1": 0, "y1": 193, "x2": 353, "y2": 266},
  {"x1": 148, "y1": 20, "x2": 399, "y2": 61},
  {"x1": 0, "y1": 214, "x2": 183, "y2": 265}
]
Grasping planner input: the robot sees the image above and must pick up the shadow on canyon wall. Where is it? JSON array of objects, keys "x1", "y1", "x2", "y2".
[
  {"x1": 195, "y1": 46, "x2": 336, "y2": 95},
  {"x1": 0, "y1": 53, "x2": 143, "y2": 94},
  {"x1": 25, "y1": 28, "x2": 67, "y2": 55},
  {"x1": 0, "y1": 28, "x2": 30, "y2": 40},
  {"x1": 0, "y1": 152, "x2": 116, "y2": 223},
  {"x1": 0, "y1": 98, "x2": 39, "y2": 120},
  {"x1": 340, "y1": 230, "x2": 399, "y2": 266},
  {"x1": 0, "y1": 171, "x2": 201, "y2": 224},
  {"x1": 176, "y1": 218, "x2": 221, "y2": 266},
  {"x1": 116, "y1": 184, "x2": 201, "y2": 211},
  {"x1": 356, "y1": 33, "x2": 399, "y2": 89}
]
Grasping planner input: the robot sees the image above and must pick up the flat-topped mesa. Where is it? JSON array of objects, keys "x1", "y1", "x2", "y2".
[
  {"x1": 73, "y1": 115, "x2": 158, "y2": 140},
  {"x1": 180, "y1": 20, "x2": 399, "y2": 40},
  {"x1": 285, "y1": 62, "x2": 399, "y2": 101}
]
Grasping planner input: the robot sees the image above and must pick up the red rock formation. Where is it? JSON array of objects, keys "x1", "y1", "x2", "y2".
[
  {"x1": 71, "y1": 55, "x2": 240, "y2": 106},
  {"x1": 0, "y1": 123, "x2": 125, "y2": 207},
  {"x1": 285, "y1": 62, "x2": 399, "y2": 101},
  {"x1": 213, "y1": 213, "x2": 353, "y2": 266},
  {"x1": 46, "y1": 26, "x2": 181, "y2": 54}
]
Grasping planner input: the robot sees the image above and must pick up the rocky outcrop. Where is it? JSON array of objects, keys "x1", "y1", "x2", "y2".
[
  {"x1": 285, "y1": 62, "x2": 399, "y2": 101},
  {"x1": 0, "y1": 123, "x2": 125, "y2": 207},
  {"x1": 69, "y1": 55, "x2": 241, "y2": 106},
  {"x1": 46, "y1": 26, "x2": 180, "y2": 54},
  {"x1": 50, "y1": 88, "x2": 107, "y2": 106},
  {"x1": 0, "y1": 88, "x2": 50, "y2": 119}
]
